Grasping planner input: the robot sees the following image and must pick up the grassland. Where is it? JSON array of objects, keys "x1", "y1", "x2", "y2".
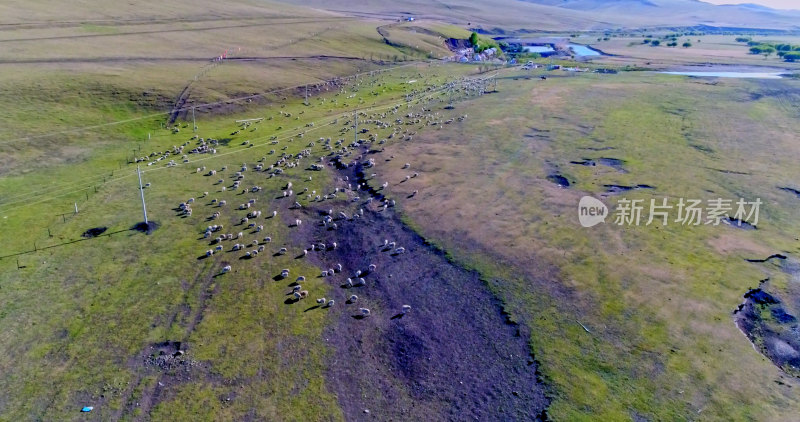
[
  {"x1": 373, "y1": 70, "x2": 800, "y2": 420},
  {"x1": 4, "y1": 0, "x2": 800, "y2": 420}
]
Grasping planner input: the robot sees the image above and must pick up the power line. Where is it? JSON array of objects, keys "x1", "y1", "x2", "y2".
[{"x1": 0, "y1": 61, "x2": 426, "y2": 146}]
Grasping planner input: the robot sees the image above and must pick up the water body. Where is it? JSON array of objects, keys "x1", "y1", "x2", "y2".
[
  {"x1": 569, "y1": 43, "x2": 601, "y2": 56},
  {"x1": 523, "y1": 45, "x2": 554, "y2": 53},
  {"x1": 661, "y1": 71, "x2": 785, "y2": 79}
]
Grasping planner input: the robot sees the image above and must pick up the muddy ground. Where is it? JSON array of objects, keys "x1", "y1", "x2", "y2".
[{"x1": 287, "y1": 163, "x2": 549, "y2": 421}]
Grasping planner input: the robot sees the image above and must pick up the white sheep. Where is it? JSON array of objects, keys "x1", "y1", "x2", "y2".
[
  {"x1": 264, "y1": 236, "x2": 272, "y2": 243},
  {"x1": 359, "y1": 308, "x2": 371, "y2": 317},
  {"x1": 206, "y1": 250, "x2": 214, "y2": 256},
  {"x1": 401, "y1": 304, "x2": 411, "y2": 313},
  {"x1": 296, "y1": 276, "x2": 306, "y2": 282},
  {"x1": 222, "y1": 265, "x2": 232, "y2": 273},
  {"x1": 368, "y1": 264, "x2": 376, "y2": 271},
  {"x1": 395, "y1": 247, "x2": 405, "y2": 254},
  {"x1": 316, "y1": 298, "x2": 327, "y2": 305},
  {"x1": 325, "y1": 300, "x2": 334, "y2": 307},
  {"x1": 349, "y1": 295, "x2": 358, "y2": 303}
]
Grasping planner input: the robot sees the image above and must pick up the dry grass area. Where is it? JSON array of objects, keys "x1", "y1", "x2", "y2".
[{"x1": 373, "y1": 70, "x2": 800, "y2": 420}]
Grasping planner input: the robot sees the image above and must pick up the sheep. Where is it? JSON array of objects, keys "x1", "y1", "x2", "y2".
[
  {"x1": 296, "y1": 276, "x2": 306, "y2": 282},
  {"x1": 332, "y1": 242, "x2": 337, "y2": 250},
  {"x1": 219, "y1": 200, "x2": 227, "y2": 206},
  {"x1": 299, "y1": 290, "x2": 309, "y2": 298},
  {"x1": 293, "y1": 291, "x2": 302, "y2": 300},
  {"x1": 293, "y1": 285, "x2": 302, "y2": 292},
  {"x1": 402, "y1": 163, "x2": 410, "y2": 169},
  {"x1": 258, "y1": 245, "x2": 265, "y2": 252},
  {"x1": 395, "y1": 247, "x2": 406, "y2": 254},
  {"x1": 368, "y1": 264, "x2": 376, "y2": 272},
  {"x1": 281, "y1": 269, "x2": 290, "y2": 278},
  {"x1": 215, "y1": 245, "x2": 223, "y2": 251},
  {"x1": 336, "y1": 263, "x2": 343, "y2": 272},
  {"x1": 245, "y1": 251, "x2": 252, "y2": 258},
  {"x1": 222, "y1": 265, "x2": 232, "y2": 273},
  {"x1": 256, "y1": 225, "x2": 263, "y2": 232},
  {"x1": 303, "y1": 249, "x2": 308, "y2": 256},
  {"x1": 295, "y1": 219, "x2": 302, "y2": 226},
  {"x1": 251, "y1": 240, "x2": 259, "y2": 246},
  {"x1": 187, "y1": 198, "x2": 195, "y2": 203},
  {"x1": 412, "y1": 172, "x2": 418, "y2": 178},
  {"x1": 359, "y1": 308, "x2": 371, "y2": 317},
  {"x1": 206, "y1": 250, "x2": 214, "y2": 257},
  {"x1": 329, "y1": 268, "x2": 336, "y2": 275},
  {"x1": 322, "y1": 270, "x2": 329, "y2": 277},
  {"x1": 251, "y1": 249, "x2": 259, "y2": 256},
  {"x1": 325, "y1": 299, "x2": 334, "y2": 308},
  {"x1": 346, "y1": 278, "x2": 353, "y2": 287},
  {"x1": 401, "y1": 304, "x2": 411, "y2": 313},
  {"x1": 278, "y1": 248, "x2": 287, "y2": 255},
  {"x1": 356, "y1": 278, "x2": 366, "y2": 286},
  {"x1": 355, "y1": 270, "x2": 362, "y2": 277},
  {"x1": 272, "y1": 210, "x2": 278, "y2": 218},
  {"x1": 316, "y1": 298, "x2": 327, "y2": 305},
  {"x1": 237, "y1": 232, "x2": 243, "y2": 239},
  {"x1": 264, "y1": 236, "x2": 272, "y2": 243},
  {"x1": 232, "y1": 244, "x2": 242, "y2": 251},
  {"x1": 349, "y1": 295, "x2": 358, "y2": 303}
]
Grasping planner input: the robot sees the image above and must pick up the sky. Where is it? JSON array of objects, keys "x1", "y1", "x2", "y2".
[{"x1": 702, "y1": 0, "x2": 799, "y2": 9}]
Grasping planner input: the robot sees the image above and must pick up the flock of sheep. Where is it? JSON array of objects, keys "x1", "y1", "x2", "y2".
[{"x1": 166, "y1": 72, "x2": 476, "y2": 321}]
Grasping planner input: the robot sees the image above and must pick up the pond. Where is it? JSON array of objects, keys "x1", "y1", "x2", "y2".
[
  {"x1": 523, "y1": 45, "x2": 554, "y2": 53},
  {"x1": 660, "y1": 71, "x2": 786, "y2": 79},
  {"x1": 569, "y1": 43, "x2": 601, "y2": 56}
]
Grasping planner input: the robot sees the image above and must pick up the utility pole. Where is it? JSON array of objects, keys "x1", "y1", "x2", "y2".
[
  {"x1": 192, "y1": 107, "x2": 197, "y2": 132},
  {"x1": 304, "y1": 84, "x2": 309, "y2": 106},
  {"x1": 137, "y1": 165, "x2": 149, "y2": 224},
  {"x1": 353, "y1": 111, "x2": 358, "y2": 144}
]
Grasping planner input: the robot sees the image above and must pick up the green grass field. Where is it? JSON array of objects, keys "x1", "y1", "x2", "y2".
[{"x1": 3, "y1": 0, "x2": 800, "y2": 420}]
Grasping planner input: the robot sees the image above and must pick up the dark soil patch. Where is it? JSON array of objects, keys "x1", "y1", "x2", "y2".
[
  {"x1": 746, "y1": 254, "x2": 787, "y2": 263},
  {"x1": 546, "y1": 174, "x2": 570, "y2": 187},
  {"x1": 131, "y1": 221, "x2": 160, "y2": 234},
  {"x1": 603, "y1": 184, "x2": 654, "y2": 193},
  {"x1": 81, "y1": 226, "x2": 107, "y2": 238},
  {"x1": 726, "y1": 216, "x2": 756, "y2": 230},
  {"x1": 779, "y1": 186, "x2": 800, "y2": 198},
  {"x1": 735, "y1": 285, "x2": 800, "y2": 377},
  {"x1": 596, "y1": 157, "x2": 627, "y2": 172},
  {"x1": 291, "y1": 164, "x2": 549, "y2": 420},
  {"x1": 744, "y1": 288, "x2": 779, "y2": 305}
]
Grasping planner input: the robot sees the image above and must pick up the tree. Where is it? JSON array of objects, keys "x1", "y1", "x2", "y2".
[
  {"x1": 469, "y1": 32, "x2": 479, "y2": 47},
  {"x1": 735, "y1": 37, "x2": 751, "y2": 43},
  {"x1": 784, "y1": 52, "x2": 800, "y2": 62},
  {"x1": 682, "y1": 42, "x2": 692, "y2": 48},
  {"x1": 667, "y1": 41, "x2": 678, "y2": 47},
  {"x1": 642, "y1": 39, "x2": 651, "y2": 44},
  {"x1": 651, "y1": 40, "x2": 660, "y2": 46}
]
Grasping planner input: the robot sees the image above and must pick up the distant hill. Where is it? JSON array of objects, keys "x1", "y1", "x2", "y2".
[{"x1": 277, "y1": 0, "x2": 800, "y2": 31}]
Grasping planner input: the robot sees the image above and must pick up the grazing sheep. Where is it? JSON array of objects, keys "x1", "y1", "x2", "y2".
[
  {"x1": 346, "y1": 278, "x2": 353, "y2": 287},
  {"x1": 258, "y1": 245, "x2": 265, "y2": 252},
  {"x1": 325, "y1": 299, "x2": 334, "y2": 307},
  {"x1": 395, "y1": 247, "x2": 406, "y2": 254},
  {"x1": 316, "y1": 298, "x2": 327, "y2": 305},
  {"x1": 278, "y1": 248, "x2": 287, "y2": 255},
  {"x1": 295, "y1": 219, "x2": 302, "y2": 226},
  {"x1": 215, "y1": 245, "x2": 223, "y2": 251},
  {"x1": 303, "y1": 249, "x2": 308, "y2": 256},
  {"x1": 281, "y1": 269, "x2": 290, "y2": 278},
  {"x1": 299, "y1": 290, "x2": 309, "y2": 298},
  {"x1": 272, "y1": 210, "x2": 278, "y2": 218},
  {"x1": 252, "y1": 240, "x2": 259, "y2": 246},
  {"x1": 233, "y1": 244, "x2": 242, "y2": 251},
  {"x1": 356, "y1": 278, "x2": 366, "y2": 286},
  {"x1": 296, "y1": 276, "x2": 306, "y2": 282},
  {"x1": 349, "y1": 295, "x2": 358, "y2": 303},
  {"x1": 336, "y1": 263, "x2": 343, "y2": 272},
  {"x1": 293, "y1": 291, "x2": 302, "y2": 300},
  {"x1": 245, "y1": 251, "x2": 251, "y2": 258},
  {"x1": 264, "y1": 236, "x2": 272, "y2": 243},
  {"x1": 368, "y1": 264, "x2": 376, "y2": 271},
  {"x1": 332, "y1": 242, "x2": 337, "y2": 250},
  {"x1": 359, "y1": 308, "x2": 371, "y2": 317},
  {"x1": 222, "y1": 265, "x2": 232, "y2": 273},
  {"x1": 401, "y1": 304, "x2": 411, "y2": 313},
  {"x1": 322, "y1": 270, "x2": 329, "y2": 277},
  {"x1": 206, "y1": 250, "x2": 214, "y2": 257}
]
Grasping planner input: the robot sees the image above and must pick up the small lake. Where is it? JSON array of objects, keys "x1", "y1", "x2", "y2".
[
  {"x1": 661, "y1": 71, "x2": 785, "y2": 79},
  {"x1": 523, "y1": 45, "x2": 554, "y2": 53},
  {"x1": 569, "y1": 44, "x2": 600, "y2": 56}
]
